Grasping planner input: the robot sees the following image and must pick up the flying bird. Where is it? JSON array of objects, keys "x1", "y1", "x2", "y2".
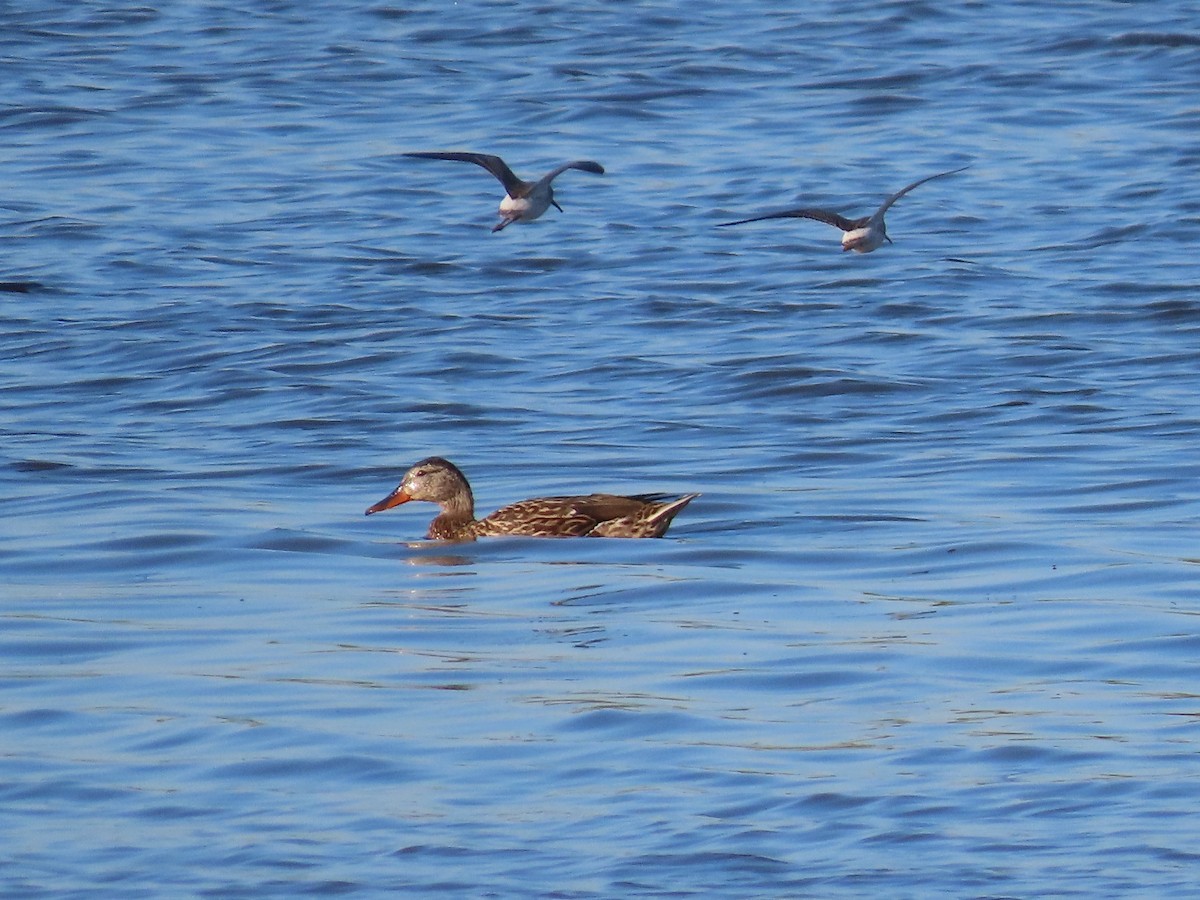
[
  {"x1": 403, "y1": 151, "x2": 604, "y2": 232},
  {"x1": 718, "y1": 166, "x2": 969, "y2": 253}
]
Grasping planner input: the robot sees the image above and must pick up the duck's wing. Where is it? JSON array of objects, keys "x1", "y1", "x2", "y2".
[
  {"x1": 587, "y1": 492, "x2": 700, "y2": 538},
  {"x1": 403, "y1": 151, "x2": 525, "y2": 197}
]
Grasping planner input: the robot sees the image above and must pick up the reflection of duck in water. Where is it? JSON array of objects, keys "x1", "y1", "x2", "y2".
[
  {"x1": 719, "y1": 166, "x2": 969, "y2": 253},
  {"x1": 365, "y1": 457, "x2": 697, "y2": 540},
  {"x1": 1, "y1": 281, "x2": 40, "y2": 292},
  {"x1": 402, "y1": 152, "x2": 604, "y2": 232}
]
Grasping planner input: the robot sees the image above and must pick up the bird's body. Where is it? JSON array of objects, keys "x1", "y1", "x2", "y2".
[
  {"x1": 403, "y1": 151, "x2": 604, "y2": 231},
  {"x1": 719, "y1": 166, "x2": 969, "y2": 252},
  {"x1": 365, "y1": 457, "x2": 697, "y2": 540}
]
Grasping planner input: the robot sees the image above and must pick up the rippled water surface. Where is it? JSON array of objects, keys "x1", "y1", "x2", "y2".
[{"x1": 4, "y1": 2, "x2": 1200, "y2": 896}]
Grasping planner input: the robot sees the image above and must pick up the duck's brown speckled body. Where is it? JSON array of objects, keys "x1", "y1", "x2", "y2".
[{"x1": 365, "y1": 457, "x2": 697, "y2": 541}]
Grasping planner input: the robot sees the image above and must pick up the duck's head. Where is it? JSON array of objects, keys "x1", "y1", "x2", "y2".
[{"x1": 365, "y1": 456, "x2": 474, "y2": 515}]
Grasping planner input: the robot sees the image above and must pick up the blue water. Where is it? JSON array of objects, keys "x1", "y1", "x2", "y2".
[{"x1": 3, "y1": 2, "x2": 1200, "y2": 896}]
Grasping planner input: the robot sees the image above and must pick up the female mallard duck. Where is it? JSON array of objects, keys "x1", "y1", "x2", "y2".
[{"x1": 365, "y1": 457, "x2": 698, "y2": 540}]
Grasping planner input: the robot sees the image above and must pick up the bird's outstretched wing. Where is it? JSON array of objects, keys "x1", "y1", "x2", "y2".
[
  {"x1": 718, "y1": 208, "x2": 863, "y2": 231},
  {"x1": 403, "y1": 151, "x2": 525, "y2": 197},
  {"x1": 537, "y1": 160, "x2": 605, "y2": 186},
  {"x1": 873, "y1": 165, "x2": 970, "y2": 219}
]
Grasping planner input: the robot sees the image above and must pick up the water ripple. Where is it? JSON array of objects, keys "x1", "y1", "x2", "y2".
[{"x1": 3, "y1": 2, "x2": 1200, "y2": 898}]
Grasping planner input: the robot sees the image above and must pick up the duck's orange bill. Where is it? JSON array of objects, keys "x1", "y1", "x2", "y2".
[{"x1": 365, "y1": 490, "x2": 412, "y2": 516}]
